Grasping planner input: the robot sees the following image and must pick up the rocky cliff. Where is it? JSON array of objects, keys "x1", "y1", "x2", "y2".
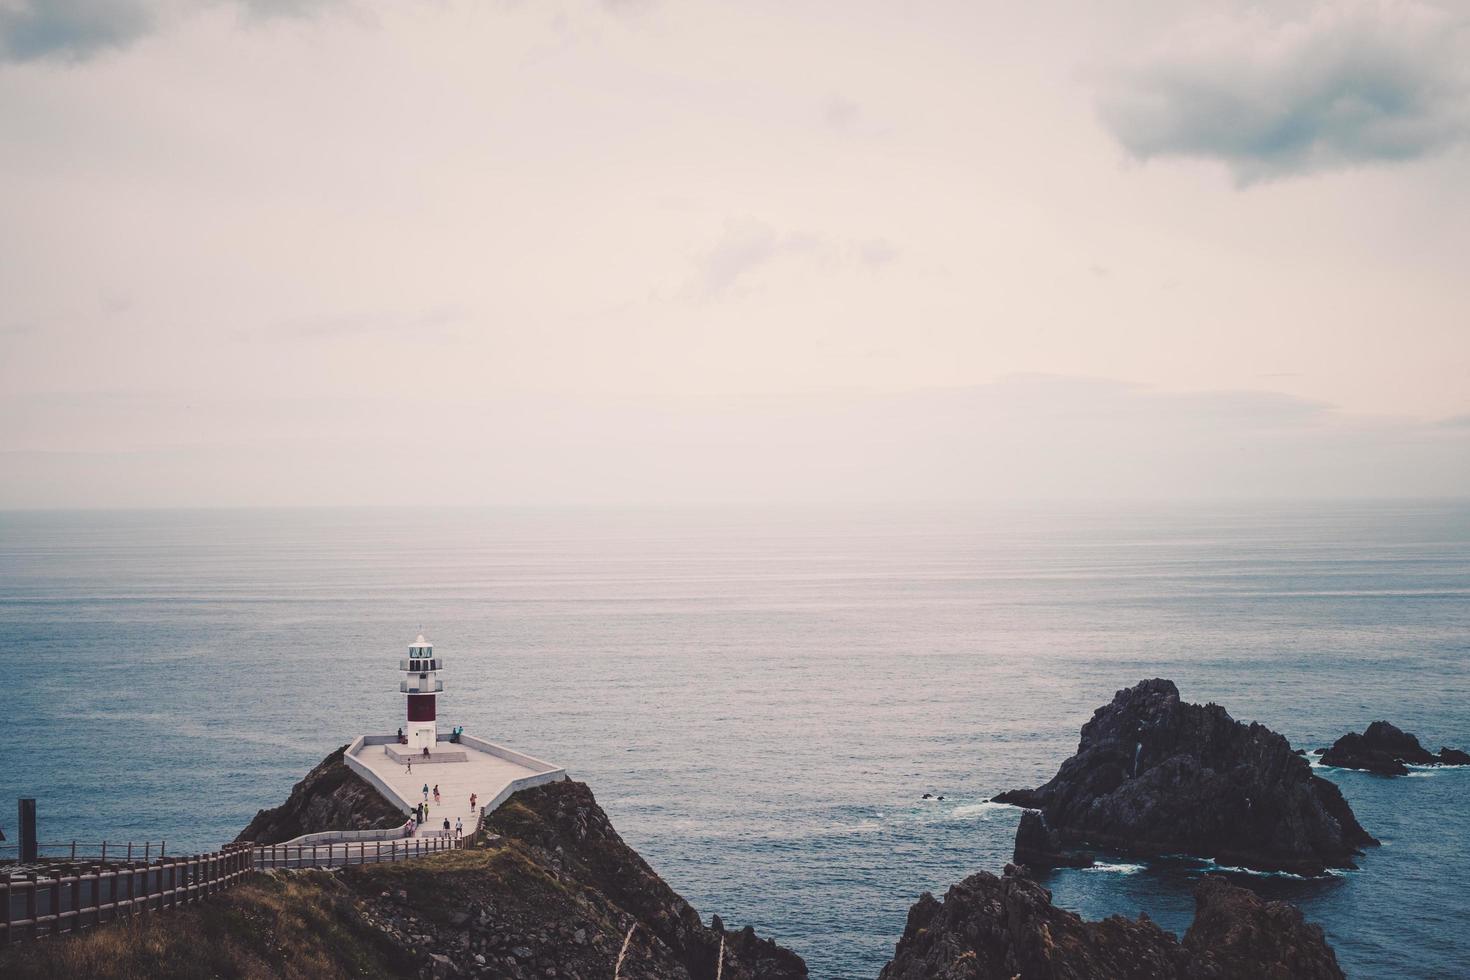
[
  {"x1": 2, "y1": 768, "x2": 805, "y2": 980},
  {"x1": 236, "y1": 744, "x2": 407, "y2": 843},
  {"x1": 1318, "y1": 720, "x2": 1470, "y2": 775},
  {"x1": 878, "y1": 864, "x2": 1344, "y2": 980},
  {"x1": 992, "y1": 679, "x2": 1376, "y2": 874}
]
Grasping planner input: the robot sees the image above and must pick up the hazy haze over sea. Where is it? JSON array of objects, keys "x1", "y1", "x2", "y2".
[{"x1": 2, "y1": 501, "x2": 1468, "y2": 978}]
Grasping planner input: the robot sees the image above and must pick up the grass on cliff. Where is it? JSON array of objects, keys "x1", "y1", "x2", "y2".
[
  {"x1": 0, "y1": 870, "x2": 414, "y2": 980},
  {"x1": 0, "y1": 838, "x2": 622, "y2": 980}
]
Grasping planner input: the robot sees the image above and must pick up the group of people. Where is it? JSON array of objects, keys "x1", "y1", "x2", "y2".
[{"x1": 409, "y1": 783, "x2": 482, "y2": 840}]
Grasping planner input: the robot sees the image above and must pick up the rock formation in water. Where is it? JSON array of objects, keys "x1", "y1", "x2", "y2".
[
  {"x1": 236, "y1": 744, "x2": 408, "y2": 843},
  {"x1": 877, "y1": 864, "x2": 1344, "y2": 980},
  {"x1": 992, "y1": 679, "x2": 1376, "y2": 874},
  {"x1": 1011, "y1": 810, "x2": 1093, "y2": 869},
  {"x1": 3, "y1": 764, "x2": 806, "y2": 980},
  {"x1": 1317, "y1": 721, "x2": 1470, "y2": 776}
]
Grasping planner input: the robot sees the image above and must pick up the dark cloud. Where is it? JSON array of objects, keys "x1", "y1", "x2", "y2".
[
  {"x1": 1098, "y1": 2, "x2": 1470, "y2": 183},
  {"x1": 0, "y1": 0, "x2": 153, "y2": 63},
  {"x1": 0, "y1": 0, "x2": 350, "y2": 64}
]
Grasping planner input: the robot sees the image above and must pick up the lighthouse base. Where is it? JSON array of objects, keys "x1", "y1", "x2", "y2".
[{"x1": 384, "y1": 744, "x2": 468, "y2": 765}]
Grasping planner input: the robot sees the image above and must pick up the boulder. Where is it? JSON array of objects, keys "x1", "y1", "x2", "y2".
[{"x1": 993, "y1": 679, "x2": 1376, "y2": 874}]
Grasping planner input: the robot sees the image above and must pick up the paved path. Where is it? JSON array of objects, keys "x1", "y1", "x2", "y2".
[{"x1": 354, "y1": 742, "x2": 543, "y2": 840}]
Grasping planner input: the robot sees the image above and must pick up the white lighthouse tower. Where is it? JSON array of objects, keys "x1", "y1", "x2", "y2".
[{"x1": 401, "y1": 634, "x2": 443, "y2": 752}]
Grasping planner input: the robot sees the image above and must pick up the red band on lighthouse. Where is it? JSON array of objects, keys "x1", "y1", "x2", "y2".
[{"x1": 406, "y1": 694, "x2": 436, "y2": 722}]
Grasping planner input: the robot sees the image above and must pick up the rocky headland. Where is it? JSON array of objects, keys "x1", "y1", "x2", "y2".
[
  {"x1": 1, "y1": 753, "x2": 806, "y2": 980},
  {"x1": 236, "y1": 744, "x2": 408, "y2": 843},
  {"x1": 1317, "y1": 720, "x2": 1470, "y2": 776},
  {"x1": 992, "y1": 679, "x2": 1377, "y2": 874},
  {"x1": 878, "y1": 864, "x2": 1344, "y2": 980}
]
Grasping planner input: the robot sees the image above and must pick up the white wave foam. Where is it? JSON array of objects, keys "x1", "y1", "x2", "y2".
[
  {"x1": 948, "y1": 801, "x2": 1011, "y2": 820},
  {"x1": 1081, "y1": 861, "x2": 1145, "y2": 874}
]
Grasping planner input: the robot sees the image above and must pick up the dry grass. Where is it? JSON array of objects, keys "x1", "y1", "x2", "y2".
[{"x1": 0, "y1": 871, "x2": 410, "y2": 980}]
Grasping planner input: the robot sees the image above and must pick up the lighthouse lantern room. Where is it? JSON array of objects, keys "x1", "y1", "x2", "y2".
[{"x1": 401, "y1": 633, "x2": 443, "y2": 751}]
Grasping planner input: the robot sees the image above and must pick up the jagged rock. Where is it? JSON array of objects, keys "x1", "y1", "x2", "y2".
[
  {"x1": 1319, "y1": 721, "x2": 1469, "y2": 775},
  {"x1": 993, "y1": 679, "x2": 1376, "y2": 874},
  {"x1": 486, "y1": 780, "x2": 808, "y2": 980},
  {"x1": 1183, "y1": 877, "x2": 1345, "y2": 979},
  {"x1": 1012, "y1": 810, "x2": 1092, "y2": 869},
  {"x1": 235, "y1": 744, "x2": 407, "y2": 843},
  {"x1": 877, "y1": 864, "x2": 1343, "y2": 980}
]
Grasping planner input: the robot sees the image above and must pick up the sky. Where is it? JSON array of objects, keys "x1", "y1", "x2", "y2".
[{"x1": 1, "y1": 0, "x2": 1468, "y2": 507}]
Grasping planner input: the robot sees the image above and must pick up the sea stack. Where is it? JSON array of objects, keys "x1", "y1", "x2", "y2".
[
  {"x1": 992, "y1": 679, "x2": 1376, "y2": 875},
  {"x1": 1318, "y1": 721, "x2": 1470, "y2": 776}
]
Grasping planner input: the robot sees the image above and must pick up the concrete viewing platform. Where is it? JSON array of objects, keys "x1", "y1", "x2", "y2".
[
  {"x1": 345, "y1": 734, "x2": 566, "y2": 840},
  {"x1": 383, "y1": 744, "x2": 468, "y2": 765}
]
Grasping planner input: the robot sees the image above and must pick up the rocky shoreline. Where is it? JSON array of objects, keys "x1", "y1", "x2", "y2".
[{"x1": 878, "y1": 864, "x2": 1345, "y2": 980}]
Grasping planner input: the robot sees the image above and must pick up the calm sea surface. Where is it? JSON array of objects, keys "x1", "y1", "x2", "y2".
[{"x1": 2, "y1": 502, "x2": 1468, "y2": 978}]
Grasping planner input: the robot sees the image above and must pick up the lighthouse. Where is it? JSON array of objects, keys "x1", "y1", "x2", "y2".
[{"x1": 401, "y1": 634, "x2": 442, "y2": 751}]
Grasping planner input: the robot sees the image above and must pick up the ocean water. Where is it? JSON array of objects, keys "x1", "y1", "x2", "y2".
[{"x1": 2, "y1": 501, "x2": 1468, "y2": 979}]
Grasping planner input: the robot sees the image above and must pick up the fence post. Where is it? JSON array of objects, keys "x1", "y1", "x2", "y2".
[
  {"x1": 3, "y1": 880, "x2": 11, "y2": 946},
  {"x1": 161, "y1": 841, "x2": 166, "y2": 859},
  {"x1": 128, "y1": 842, "x2": 134, "y2": 862},
  {"x1": 101, "y1": 841, "x2": 107, "y2": 863},
  {"x1": 25, "y1": 875, "x2": 38, "y2": 942}
]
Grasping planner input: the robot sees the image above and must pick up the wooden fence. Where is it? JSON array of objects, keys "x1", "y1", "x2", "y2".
[
  {"x1": 2, "y1": 843, "x2": 254, "y2": 945},
  {"x1": 2, "y1": 833, "x2": 468, "y2": 947},
  {"x1": 0, "y1": 841, "x2": 171, "y2": 863},
  {"x1": 251, "y1": 834, "x2": 457, "y2": 870}
]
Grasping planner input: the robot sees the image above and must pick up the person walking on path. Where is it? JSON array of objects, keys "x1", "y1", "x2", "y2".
[
  {"x1": 442, "y1": 817, "x2": 450, "y2": 835},
  {"x1": 406, "y1": 758, "x2": 412, "y2": 775},
  {"x1": 433, "y1": 784, "x2": 441, "y2": 804},
  {"x1": 422, "y1": 783, "x2": 429, "y2": 802},
  {"x1": 469, "y1": 792, "x2": 477, "y2": 813},
  {"x1": 454, "y1": 817, "x2": 463, "y2": 839}
]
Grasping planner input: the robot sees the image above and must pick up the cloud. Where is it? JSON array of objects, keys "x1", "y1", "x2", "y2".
[
  {"x1": 0, "y1": 0, "x2": 353, "y2": 64},
  {"x1": 855, "y1": 238, "x2": 898, "y2": 271},
  {"x1": 1097, "y1": 1, "x2": 1470, "y2": 183},
  {"x1": 688, "y1": 221, "x2": 902, "y2": 299},
  {"x1": 689, "y1": 218, "x2": 821, "y2": 299},
  {"x1": 0, "y1": 0, "x2": 154, "y2": 63}
]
